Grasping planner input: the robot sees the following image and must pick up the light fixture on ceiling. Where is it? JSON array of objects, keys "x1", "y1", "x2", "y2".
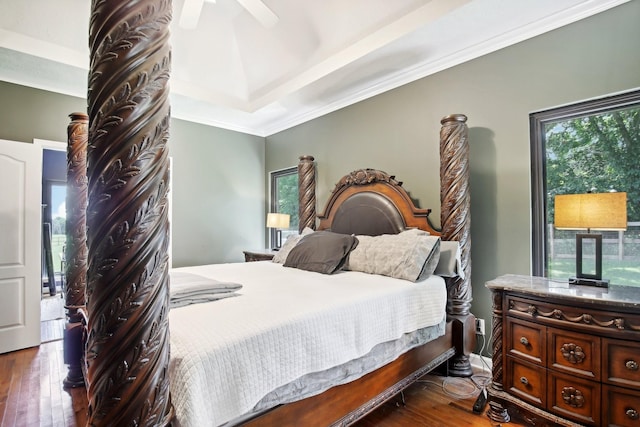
[{"x1": 179, "y1": 0, "x2": 279, "y2": 29}]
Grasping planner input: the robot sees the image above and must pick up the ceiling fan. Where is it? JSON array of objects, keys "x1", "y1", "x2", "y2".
[{"x1": 179, "y1": 0, "x2": 279, "y2": 29}]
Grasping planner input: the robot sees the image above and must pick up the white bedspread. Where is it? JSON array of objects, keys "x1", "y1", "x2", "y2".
[{"x1": 168, "y1": 261, "x2": 447, "y2": 427}]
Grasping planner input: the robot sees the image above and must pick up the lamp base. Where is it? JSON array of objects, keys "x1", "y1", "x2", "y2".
[{"x1": 569, "y1": 277, "x2": 609, "y2": 288}]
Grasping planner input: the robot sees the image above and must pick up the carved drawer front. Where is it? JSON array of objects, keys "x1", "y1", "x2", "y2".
[
  {"x1": 603, "y1": 385, "x2": 640, "y2": 427},
  {"x1": 506, "y1": 317, "x2": 545, "y2": 365},
  {"x1": 548, "y1": 327, "x2": 600, "y2": 380},
  {"x1": 505, "y1": 294, "x2": 640, "y2": 338},
  {"x1": 604, "y1": 338, "x2": 640, "y2": 389},
  {"x1": 548, "y1": 371, "x2": 601, "y2": 426},
  {"x1": 506, "y1": 356, "x2": 546, "y2": 407}
]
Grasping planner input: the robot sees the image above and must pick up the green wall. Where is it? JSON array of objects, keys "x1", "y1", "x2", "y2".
[
  {"x1": 0, "y1": 82, "x2": 86, "y2": 143},
  {"x1": 265, "y1": 2, "x2": 640, "y2": 331},
  {"x1": 169, "y1": 119, "x2": 265, "y2": 267},
  {"x1": 0, "y1": 81, "x2": 266, "y2": 267}
]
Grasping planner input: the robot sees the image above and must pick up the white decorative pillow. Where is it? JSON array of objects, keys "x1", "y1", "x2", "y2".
[
  {"x1": 344, "y1": 228, "x2": 441, "y2": 282},
  {"x1": 272, "y1": 227, "x2": 314, "y2": 264}
]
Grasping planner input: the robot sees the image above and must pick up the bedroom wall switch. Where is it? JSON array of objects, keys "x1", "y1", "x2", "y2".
[{"x1": 475, "y1": 318, "x2": 485, "y2": 335}]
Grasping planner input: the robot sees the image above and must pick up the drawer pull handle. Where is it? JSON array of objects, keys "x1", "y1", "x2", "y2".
[
  {"x1": 561, "y1": 387, "x2": 585, "y2": 408},
  {"x1": 626, "y1": 408, "x2": 639, "y2": 420},
  {"x1": 519, "y1": 337, "x2": 529, "y2": 346},
  {"x1": 519, "y1": 377, "x2": 529, "y2": 385},
  {"x1": 560, "y1": 343, "x2": 585, "y2": 364},
  {"x1": 626, "y1": 360, "x2": 639, "y2": 371}
]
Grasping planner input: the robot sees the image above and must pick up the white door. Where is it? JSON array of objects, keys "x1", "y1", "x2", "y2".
[{"x1": 0, "y1": 139, "x2": 41, "y2": 353}]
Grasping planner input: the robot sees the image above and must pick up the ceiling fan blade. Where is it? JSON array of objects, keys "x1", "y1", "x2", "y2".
[
  {"x1": 236, "y1": 0, "x2": 279, "y2": 28},
  {"x1": 180, "y1": 0, "x2": 206, "y2": 29}
]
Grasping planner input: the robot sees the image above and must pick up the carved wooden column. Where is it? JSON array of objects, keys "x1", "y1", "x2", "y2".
[
  {"x1": 63, "y1": 112, "x2": 88, "y2": 388},
  {"x1": 85, "y1": 1, "x2": 173, "y2": 425},
  {"x1": 439, "y1": 113, "x2": 474, "y2": 377},
  {"x1": 487, "y1": 289, "x2": 511, "y2": 423},
  {"x1": 298, "y1": 155, "x2": 316, "y2": 231}
]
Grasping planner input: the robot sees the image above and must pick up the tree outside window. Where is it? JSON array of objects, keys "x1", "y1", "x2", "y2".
[{"x1": 531, "y1": 90, "x2": 640, "y2": 286}]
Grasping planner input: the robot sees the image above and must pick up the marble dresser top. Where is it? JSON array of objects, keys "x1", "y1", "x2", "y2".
[{"x1": 486, "y1": 274, "x2": 640, "y2": 310}]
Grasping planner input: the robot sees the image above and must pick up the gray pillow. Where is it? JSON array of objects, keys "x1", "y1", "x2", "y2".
[
  {"x1": 435, "y1": 240, "x2": 464, "y2": 279},
  {"x1": 283, "y1": 231, "x2": 359, "y2": 274},
  {"x1": 344, "y1": 228, "x2": 441, "y2": 282},
  {"x1": 272, "y1": 227, "x2": 314, "y2": 264}
]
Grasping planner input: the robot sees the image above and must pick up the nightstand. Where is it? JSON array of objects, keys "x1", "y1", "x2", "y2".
[
  {"x1": 243, "y1": 249, "x2": 277, "y2": 262},
  {"x1": 486, "y1": 274, "x2": 640, "y2": 426}
]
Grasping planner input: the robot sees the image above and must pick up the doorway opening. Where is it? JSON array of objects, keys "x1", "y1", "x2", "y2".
[{"x1": 40, "y1": 143, "x2": 66, "y2": 343}]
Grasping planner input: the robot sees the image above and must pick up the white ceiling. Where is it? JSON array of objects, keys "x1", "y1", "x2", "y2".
[{"x1": 0, "y1": 0, "x2": 629, "y2": 137}]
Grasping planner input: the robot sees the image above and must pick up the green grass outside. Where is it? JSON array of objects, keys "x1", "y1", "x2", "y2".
[
  {"x1": 549, "y1": 258, "x2": 640, "y2": 287},
  {"x1": 52, "y1": 234, "x2": 65, "y2": 274}
]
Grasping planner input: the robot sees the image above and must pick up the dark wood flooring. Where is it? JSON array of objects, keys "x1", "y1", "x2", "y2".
[{"x1": 1, "y1": 340, "x2": 522, "y2": 426}]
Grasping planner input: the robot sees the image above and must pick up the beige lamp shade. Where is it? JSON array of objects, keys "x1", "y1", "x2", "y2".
[
  {"x1": 266, "y1": 212, "x2": 290, "y2": 229},
  {"x1": 554, "y1": 192, "x2": 627, "y2": 231}
]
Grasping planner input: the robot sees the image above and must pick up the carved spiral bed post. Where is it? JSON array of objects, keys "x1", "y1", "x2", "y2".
[
  {"x1": 298, "y1": 155, "x2": 316, "y2": 231},
  {"x1": 487, "y1": 289, "x2": 510, "y2": 423},
  {"x1": 85, "y1": 1, "x2": 173, "y2": 425},
  {"x1": 439, "y1": 113, "x2": 474, "y2": 377},
  {"x1": 63, "y1": 112, "x2": 89, "y2": 388}
]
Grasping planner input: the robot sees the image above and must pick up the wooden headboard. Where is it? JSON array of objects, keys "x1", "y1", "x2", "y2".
[{"x1": 316, "y1": 168, "x2": 440, "y2": 236}]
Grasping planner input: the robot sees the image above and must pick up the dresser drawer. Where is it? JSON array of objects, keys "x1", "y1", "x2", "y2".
[
  {"x1": 548, "y1": 327, "x2": 600, "y2": 380},
  {"x1": 506, "y1": 317, "x2": 545, "y2": 365},
  {"x1": 604, "y1": 338, "x2": 640, "y2": 389},
  {"x1": 603, "y1": 385, "x2": 640, "y2": 427},
  {"x1": 506, "y1": 356, "x2": 546, "y2": 407},
  {"x1": 548, "y1": 370, "x2": 601, "y2": 426}
]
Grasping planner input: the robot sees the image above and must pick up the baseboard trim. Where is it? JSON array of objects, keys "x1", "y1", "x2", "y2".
[{"x1": 470, "y1": 352, "x2": 492, "y2": 372}]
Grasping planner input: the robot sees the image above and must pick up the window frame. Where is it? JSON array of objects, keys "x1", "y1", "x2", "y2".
[
  {"x1": 269, "y1": 166, "x2": 298, "y2": 248},
  {"x1": 530, "y1": 89, "x2": 640, "y2": 277}
]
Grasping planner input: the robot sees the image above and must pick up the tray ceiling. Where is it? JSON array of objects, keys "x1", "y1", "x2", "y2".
[{"x1": 0, "y1": 0, "x2": 628, "y2": 136}]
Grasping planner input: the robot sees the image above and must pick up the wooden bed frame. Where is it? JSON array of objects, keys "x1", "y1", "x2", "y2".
[
  {"x1": 241, "y1": 164, "x2": 472, "y2": 426},
  {"x1": 61, "y1": 1, "x2": 474, "y2": 425}
]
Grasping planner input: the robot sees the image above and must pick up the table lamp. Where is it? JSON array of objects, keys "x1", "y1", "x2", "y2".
[
  {"x1": 266, "y1": 212, "x2": 290, "y2": 250},
  {"x1": 554, "y1": 192, "x2": 627, "y2": 287}
]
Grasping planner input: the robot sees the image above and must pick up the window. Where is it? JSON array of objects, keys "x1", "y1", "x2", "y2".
[
  {"x1": 531, "y1": 89, "x2": 640, "y2": 286},
  {"x1": 269, "y1": 167, "x2": 298, "y2": 247}
]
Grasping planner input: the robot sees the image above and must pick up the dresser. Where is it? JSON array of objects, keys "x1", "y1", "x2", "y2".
[{"x1": 486, "y1": 275, "x2": 640, "y2": 427}]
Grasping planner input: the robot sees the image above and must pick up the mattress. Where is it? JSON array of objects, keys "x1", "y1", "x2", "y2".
[{"x1": 168, "y1": 261, "x2": 447, "y2": 426}]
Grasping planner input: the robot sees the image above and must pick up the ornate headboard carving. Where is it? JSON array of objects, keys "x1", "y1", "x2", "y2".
[{"x1": 317, "y1": 168, "x2": 439, "y2": 236}]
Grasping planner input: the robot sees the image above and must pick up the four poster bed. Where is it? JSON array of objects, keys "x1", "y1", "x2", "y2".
[
  {"x1": 167, "y1": 151, "x2": 473, "y2": 426},
  {"x1": 62, "y1": 2, "x2": 475, "y2": 426}
]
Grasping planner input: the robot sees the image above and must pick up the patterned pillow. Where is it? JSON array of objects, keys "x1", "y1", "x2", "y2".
[{"x1": 344, "y1": 228, "x2": 441, "y2": 282}]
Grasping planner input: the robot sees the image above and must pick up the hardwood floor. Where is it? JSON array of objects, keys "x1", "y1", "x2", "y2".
[
  {"x1": 354, "y1": 370, "x2": 503, "y2": 427},
  {"x1": 0, "y1": 341, "x2": 522, "y2": 426},
  {"x1": 0, "y1": 340, "x2": 87, "y2": 427}
]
